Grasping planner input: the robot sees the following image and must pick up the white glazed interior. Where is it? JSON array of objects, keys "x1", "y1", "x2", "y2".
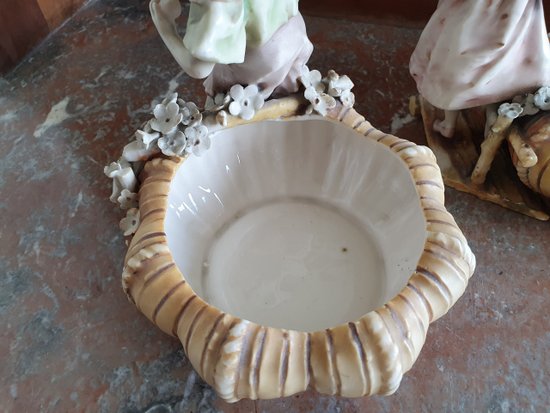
[{"x1": 165, "y1": 118, "x2": 426, "y2": 332}]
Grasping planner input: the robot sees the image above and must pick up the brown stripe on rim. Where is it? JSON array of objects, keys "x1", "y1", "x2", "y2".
[
  {"x1": 139, "y1": 178, "x2": 172, "y2": 192},
  {"x1": 426, "y1": 238, "x2": 473, "y2": 273},
  {"x1": 536, "y1": 156, "x2": 550, "y2": 194},
  {"x1": 251, "y1": 327, "x2": 268, "y2": 397},
  {"x1": 424, "y1": 248, "x2": 468, "y2": 282},
  {"x1": 348, "y1": 322, "x2": 369, "y2": 395},
  {"x1": 415, "y1": 180, "x2": 445, "y2": 190},
  {"x1": 422, "y1": 206, "x2": 448, "y2": 214},
  {"x1": 138, "y1": 193, "x2": 168, "y2": 209},
  {"x1": 376, "y1": 134, "x2": 390, "y2": 142},
  {"x1": 279, "y1": 332, "x2": 290, "y2": 396},
  {"x1": 427, "y1": 219, "x2": 457, "y2": 228},
  {"x1": 363, "y1": 127, "x2": 375, "y2": 138},
  {"x1": 233, "y1": 324, "x2": 256, "y2": 400},
  {"x1": 135, "y1": 261, "x2": 176, "y2": 307},
  {"x1": 306, "y1": 332, "x2": 313, "y2": 387},
  {"x1": 385, "y1": 302, "x2": 415, "y2": 356},
  {"x1": 144, "y1": 262, "x2": 176, "y2": 287},
  {"x1": 211, "y1": 318, "x2": 239, "y2": 384},
  {"x1": 388, "y1": 140, "x2": 408, "y2": 149},
  {"x1": 420, "y1": 195, "x2": 443, "y2": 203},
  {"x1": 416, "y1": 266, "x2": 453, "y2": 306},
  {"x1": 140, "y1": 208, "x2": 166, "y2": 221},
  {"x1": 352, "y1": 117, "x2": 366, "y2": 130},
  {"x1": 172, "y1": 294, "x2": 198, "y2": 336},
  {"x1": 127, "y1": 239, "x2": 167, "y2": 259},
  {"x1": 407, "y1": 282, "x2": 434, "y2": 322},
  {"x1": 142, "y1": 177, "x2": 172, "y2": 185},
  {"x1": 337, "y1": 105, "x2": 351, "y2": 121},
  {"x1": 408, "y1": 162, "x2": 439, "y2": 171},
  {"x1": 396, "y1": 293, "x2": 426, "y2": 337},
  {"x1": 325, "y1": 329, "x2": 341, "y2": 394},
  {"x1": 152, "y1": 279, "x2": 186, "y2": 324},
  {"x1": 395, "y1": 143, "x2": 418, "y2": 153},
  {"x1": 199, "y1": 312, "x2": 226, "y2": 376},
  {"x1": 184, "y1": 304, "x2": 208, "y2": 352},
  {"x1": 135, "y1": 231, "x2": 166, "y2": 245}
]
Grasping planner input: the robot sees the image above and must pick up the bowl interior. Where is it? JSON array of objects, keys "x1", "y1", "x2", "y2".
[{"x1": 165, "y1": 118, "x2": 426, "y2": 332}]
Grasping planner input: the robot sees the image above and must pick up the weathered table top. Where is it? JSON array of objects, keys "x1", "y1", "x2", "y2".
[{"x1": 1, "y1": 1, "x2": 548, "y2": 412}]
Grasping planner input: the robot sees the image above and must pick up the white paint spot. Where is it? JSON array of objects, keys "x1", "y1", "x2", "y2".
[
  {"x1": 0, "y1": 110, "x2": 18, "y2": 123},
  {"x1": 10, "y1": 384, "x2": 17, "y2": 399},
  {"x1": 33, "y1": 97, "x2": 71, "y2": 138},
  {"x1": 70, "y1": 392, "x2": 78, "y2": 401},
  {"x1": 117, "y1": 69, "x2": 136, "y2": 80},
  {"x1": 70, "y1": 191, "x2": 84, "y2": 218},
  {"x1": 390, "y1": 112, "x2": 416, "y2": 134}
]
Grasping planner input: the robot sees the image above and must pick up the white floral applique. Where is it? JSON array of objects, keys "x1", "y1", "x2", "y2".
[
  {"x1": 205, "y1": 93, "x2": 231, "y2": 112},
  {"x1": 104, "y1": 159, "x2": 137, "y2": 203},
  {"x1": 325, "y1": 70, "x2": 355, "y2": 107},
  {"x1": 117, "y1": 189, "x2": 138, "y2": 210},
  {"x1": 304, "y1": 87, "x2": 336, "y2": 116},
  {"x1": 513, "y1": 94, "x2": 539, "y2": 117},
  {"x1": 299, "y1": 68, "x2": 356, "y2": 114},
  {"x1": 120, "y1": 208, "x2": 140, "y2": 236},
  {"x1": 151, "y1": 97, "x2": 183, "y2": 134},
  {"x1": 157, "y1": 129, "x2": 187, "y2": 157},
  {"x1": 184, "y1": 125, "x2": 210, "y2": 156},
  {"x1": 228, "y1": 84, "x2": 265, "y2": 120},
  {"x1": 534, "y1": 86, "x2": 550, "y2": 110},
  {"x1": 179, "y1": 100, "x2": 202, "y2": 126},
  {"x1": 498, "y1": 102, "x2": 524, "y2": 119},
  {"x1": 299, "y1": 66, "x2": 325, "y2": 93}
]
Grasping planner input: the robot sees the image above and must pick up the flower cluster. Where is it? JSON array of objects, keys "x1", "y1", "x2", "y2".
[
  {"x1": 204, "y1": 85, "x2": 265, "y2": 125},
  {"x1": 299, "y1": 67, "x2": 355, "y2": 116},
  {"x1": 105, "y1": 93, "x2": 213, "y2": 235},
  {"x1": 509, "y1": 86, "x2": 550, "y2": 119},
  {"x1": 147, "y1": 93, "x2": 211, "y2": 157}
]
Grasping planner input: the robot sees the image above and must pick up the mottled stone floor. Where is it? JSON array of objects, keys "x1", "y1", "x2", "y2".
[{"x1": 1, "y1": 1, "x2": 549, "y2": 412}]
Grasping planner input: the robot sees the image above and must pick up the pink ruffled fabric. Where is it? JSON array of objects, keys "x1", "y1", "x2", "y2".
[
  {"x1": 203, "y1": 14, "x2": 313, "y2": 99},
  {"x1": 410, "y1": 0, "x2": 550, "y2": 110}
]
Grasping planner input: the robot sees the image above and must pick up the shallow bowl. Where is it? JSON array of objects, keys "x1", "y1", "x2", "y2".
[{"x1": 123, "y1": 101, "x2": 475, "y2": 402}]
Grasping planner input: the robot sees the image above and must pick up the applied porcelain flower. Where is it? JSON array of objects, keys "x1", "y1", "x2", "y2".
[
  {"x1": 299, "y1": 67, "x2": 324, "y2": 93},
  {"x1": 151, "y1": 100, "x2": 183, "y2": 134},
  {"x1": 326, "y1": 70, "x2": 354, "y2": 97},
  {"x1": 120, "y1": 208, "x2": 140, "y2": 236},
  {"x1": 180, "y1": 101, "x2": 202, "y2": 126},
  {"x1": 228, "y1": 84, "x2": 265, "y2": 120},
  {"x1": 304, "y1": 87, "x2": 336, "y2": 116},
  {"x1": 117, "y1": 189, "x2": 138, "y2": 210},
  {"x1": 498, "y1": 103, "x2": 523, "y2": 119},
  {"x1": 534, "y1": 86, "x2": 550, "y2": 110},
  {"x1": 104, "y1": 159, "x2": 137, "y2": 203},
  {"x1": 158, "y1": 129, "x2": 187, "y2": 156},
  {"x1": 205, "y1": 93, "x2": 231, "y2": 112},
  {"x1": 184, "y1": 125, "x2": 210, "y2": 156}
]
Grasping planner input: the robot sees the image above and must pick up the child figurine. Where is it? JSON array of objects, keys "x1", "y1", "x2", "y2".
[
  {"x1": 410, "y1": 0, "x2": 550, "y2": 138},
  {"x1": 150, "y1": 0, "x2": 313, "y2": 99}
]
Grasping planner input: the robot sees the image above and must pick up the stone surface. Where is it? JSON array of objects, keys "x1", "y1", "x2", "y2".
[{"x1": 0, "y1": 0, "x2": 548, "y2": 411}]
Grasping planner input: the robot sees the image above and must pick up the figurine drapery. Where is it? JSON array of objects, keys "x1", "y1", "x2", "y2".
[
  {"x1": 410, "y1": 0, "x2": 550, "y2": 112},
  {"x1": 150, "y1": 0, "x2": 313, "y2": 98}
]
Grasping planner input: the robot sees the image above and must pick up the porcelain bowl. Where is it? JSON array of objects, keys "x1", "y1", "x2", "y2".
[{"x1": 122, "y1": 103, "x2": 475, "y2": 402}]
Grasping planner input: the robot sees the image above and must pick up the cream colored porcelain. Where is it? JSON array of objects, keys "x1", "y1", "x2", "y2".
[
  {"x1": 122, "y1": 100, "x2": 476, "y2": 402},
  {"x1": 165, "y1": 118, "x2": 426, "y2": 332}
]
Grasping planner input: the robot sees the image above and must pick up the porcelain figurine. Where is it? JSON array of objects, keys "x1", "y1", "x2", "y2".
[
  {"x1": 150, "y1": 0, "x2": 313, "y2": 98},
  {"x1": 410, "y1": 0, "x2": 550, "y2": 139}
]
